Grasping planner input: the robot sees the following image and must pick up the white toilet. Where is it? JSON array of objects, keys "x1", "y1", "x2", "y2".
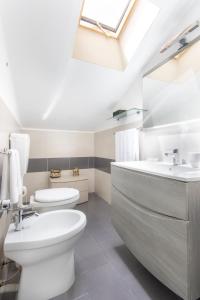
[{"x1": 31, "y1": 187, "x2": 80, "y2": 213}]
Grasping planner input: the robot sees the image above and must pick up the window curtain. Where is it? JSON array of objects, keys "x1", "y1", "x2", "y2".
[{"x1": 115, "y1": 128, "x2": 139, "y2": 162}]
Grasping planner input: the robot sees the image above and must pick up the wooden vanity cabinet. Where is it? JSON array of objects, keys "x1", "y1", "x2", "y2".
[{"x1": 111, "y1": 165, "x2": 200, "y2": 300}]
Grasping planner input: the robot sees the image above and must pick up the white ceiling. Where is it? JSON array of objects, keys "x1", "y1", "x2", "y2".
[{"x1": 0, "y1": 0, "x2": 196, "y2": 131}]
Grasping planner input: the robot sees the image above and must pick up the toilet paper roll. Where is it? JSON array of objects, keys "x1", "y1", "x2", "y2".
[{"x1": 1, "y1": 199, "x2": 11, "y2": 209}]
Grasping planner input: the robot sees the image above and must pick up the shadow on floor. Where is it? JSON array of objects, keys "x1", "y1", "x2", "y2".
[{"x1": 114, "y1": 244, "x2": 182, "y2": 300}]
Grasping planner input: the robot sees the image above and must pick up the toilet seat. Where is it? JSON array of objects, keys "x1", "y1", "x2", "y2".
[
  {"x1": 31, "y1": 188, "x2": 79, "y2": 210},
  {"x1": 35, "y1": 188, "x2": 79, "y2": 203}
]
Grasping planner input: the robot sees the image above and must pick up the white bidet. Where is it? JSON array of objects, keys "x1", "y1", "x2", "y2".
[{"x1": 4, "y1": 209, "x2": 86, "y2": 300}]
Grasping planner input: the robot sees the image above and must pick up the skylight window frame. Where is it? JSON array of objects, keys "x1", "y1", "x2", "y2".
[{"x1": 80, "y1": 0, "x2": 136, "y2": 38}]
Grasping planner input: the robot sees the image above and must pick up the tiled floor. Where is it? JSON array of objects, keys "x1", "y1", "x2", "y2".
[
  {"x1": 52, "y1": 194, "x2": 181, "y2": 300},
  {"x1": 1, "y1": 194, "x2": 182, "y2": 300}
]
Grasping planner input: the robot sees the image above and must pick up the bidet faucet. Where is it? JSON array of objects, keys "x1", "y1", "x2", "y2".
[
  {"x1": 164, "y1": 148, "x2": 179, "y2": 166},
  {"x1": 13, "y1": 206, "x2": 39, "y2": 231}
]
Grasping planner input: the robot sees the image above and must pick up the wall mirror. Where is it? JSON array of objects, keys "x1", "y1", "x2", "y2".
[{"x1": 143, "y1": 37, "x2": 200, "y2": 128}]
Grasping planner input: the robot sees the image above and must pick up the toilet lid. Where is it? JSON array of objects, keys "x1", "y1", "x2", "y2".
[{"x1": 35, "y1": 188, "x2": 79, "y2": 203}]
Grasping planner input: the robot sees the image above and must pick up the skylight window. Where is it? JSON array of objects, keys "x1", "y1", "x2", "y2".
[{"x1": 80, "y1": 0, "x2": 136, "y2": 37}]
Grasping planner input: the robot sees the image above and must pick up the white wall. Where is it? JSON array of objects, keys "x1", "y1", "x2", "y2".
[
  {"x1": 0, "y1": 17, "x2": 19, "y2": 124},
  {"x1": 98, "y1": 78, "x2": 143, "y2": 132},
  {"x1": 94, "y1": 120, "x2": 141, "y2": 204},
  {"x1": 95, "y1": 169, "x2": 111, "y2": 204},
  {"x1": 0, "y1": 15, "x2": 20, "y2": 176},
  {"x1": 94, "y1": 76, "x2": 143, "y2": 203},
  {"x1": 22, "y1": 128, "x2": 94, "y2": 158},
  {"x1": 0, "y1": 96, "x2": 19, "y2": 263},
  {"x1": 0, "y1": 20, "x2": 20, "y2": 261},
  {"x1": 0, "y1": 97, "x2": 20, "y2": 176}
]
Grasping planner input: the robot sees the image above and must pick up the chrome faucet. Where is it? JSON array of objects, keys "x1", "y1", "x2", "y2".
[
  {"x1": 13, "y1": 206, "x2": 39, "y2": 231},
  {"x1": 1, "y1": 200, "x2": 38, "y2": 231},
  {"x1": 164, "y1": 148, "x2": 179, "y2": 166}
]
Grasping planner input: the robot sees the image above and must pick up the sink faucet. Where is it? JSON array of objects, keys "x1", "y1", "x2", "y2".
[
  {"x1": 13, "y1": 206, "x2": 39, "y2": 231},
  {"x1": 164, "y1": 148, "x2": 179, "y2": 166},
  {"x1": 1, "y1": 200, "x2": 39, "y2": 231}
]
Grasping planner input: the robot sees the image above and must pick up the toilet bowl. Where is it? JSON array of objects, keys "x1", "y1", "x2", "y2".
[
  {"x1": 4, "y1": 209, "x2": 86, "y2": 300},
  {"x1": 31, "y1": 188, "x2": 80, "y2": 213}
]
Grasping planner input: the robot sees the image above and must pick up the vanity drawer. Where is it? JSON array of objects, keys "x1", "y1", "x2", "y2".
[
  {"x1": 112, "y1": 187, "x2": 189, "y2": 300},
  {"x1": 111, "y1": 165, "x2": 188, "y2": 220}
]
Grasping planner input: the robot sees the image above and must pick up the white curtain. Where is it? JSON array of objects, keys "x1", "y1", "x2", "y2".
[{"x1": 115, "y1": 128, "x2": 139, "y2": 162}]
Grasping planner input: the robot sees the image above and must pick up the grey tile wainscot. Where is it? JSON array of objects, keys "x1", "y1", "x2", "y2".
[
  {"x1": 48, "y1": 158, "x2": 70, "y2": 171},
  {"x1": 27, "y1": 158, "x2": 48, "y2": 172},
  {"x1": 95, "y1": 157, "x2": 114, "y2": 174},
  {"x1": 88, "y1": 157, "x2": 95, "y2": 168},
  {"x1": 69, "y1": 157, "x2": 89, "y2": 169},
  {"x1": 27, "y1": 157, "x2": 114, "y2": 173}
]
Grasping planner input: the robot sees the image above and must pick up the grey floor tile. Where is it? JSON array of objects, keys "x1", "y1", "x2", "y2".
[
  {"x1": 78, "y1": 199, "x2": 111, "y2": 225},
  {"x1": 87, "y1": 221, "x2": 123, "y2": 251},
  {"x1": 74, "y1": 294, "x2": 91, "y2": 300},
  {"x1": 105, "y1": 246, "x2": 181, "y2": 300},
  {"x1": 51, "y1": 274, "x2": 88, "y2": 300},
  {"x1": 75, "y1": 250, "x2": 108, "y2": 276},
  {"x1": 53, "y1": 291, "x2": 92, "y2": 300},
  {"x1": 127, "y1": 267, "x2": 182, "y2": 300},
  {"x1": 74, "y1": 232, "x2": 102, "y2": 260},
  {"x1": 104, "y1": 244, "x2": 144, "y2": 276},
  {"x1": 81, "y1": 263, "x2": 136, "y2": 300}
]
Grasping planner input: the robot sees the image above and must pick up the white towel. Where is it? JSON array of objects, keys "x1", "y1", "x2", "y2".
[
  {"x1": 115, "y1": 128, "x2": 139, "y2": 162},
  {"x1": 9, "y1": 149, "x2": 23, "y2": 205},
  {"x1": 0, "y1": 154, "x2": 9, "y2": 200},
  {"x1": 10, "y1": 133, "x2": 30, "y2": 178}
]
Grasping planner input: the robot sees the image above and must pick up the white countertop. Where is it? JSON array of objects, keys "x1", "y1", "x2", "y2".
[{"x1": 111, "y1": 161, "x2": 200, "y2": 182}]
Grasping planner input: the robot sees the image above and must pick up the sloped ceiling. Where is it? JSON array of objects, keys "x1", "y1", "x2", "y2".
[{"x1": 0, "y1": 0, "x2": 195, "y2": 131}]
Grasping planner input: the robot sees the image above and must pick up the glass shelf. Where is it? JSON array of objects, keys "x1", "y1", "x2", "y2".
[{"x1": 108, "y1": 107, "x2": 148, "y2": 120}]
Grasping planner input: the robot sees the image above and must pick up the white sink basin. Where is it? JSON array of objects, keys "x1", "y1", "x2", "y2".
[
  {"x1": 4, "y1": 209, "x2": 86, "y2": 300},
  {"x1": 112, "y1": 161, "x2": 200, "y2": 182}
]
